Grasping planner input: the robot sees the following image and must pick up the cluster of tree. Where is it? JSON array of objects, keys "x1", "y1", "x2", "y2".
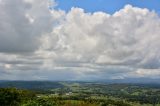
[
  {"x1": 100, "y1": 99, "x2": 131, "y2": 106},
  {"x1": 1, "y1": 83, "x2": 160, "y2": 106},
  {"x1": 0, "y1": 88, "x2": 132, "y2": 106},
  {"x1": 0, "y1": 88, "x2": 35, "y2": 106},
  {"x1": 0, "y1": 88, "x2": 62, "y2": 106},
  {"x1": 23, "y1": 98, "x2": 57, "y2": 106}
]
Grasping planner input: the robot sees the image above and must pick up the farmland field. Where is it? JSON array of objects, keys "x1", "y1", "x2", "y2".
[{"x1": 0, "y1": 81, "x2": 160, "y2": 106}]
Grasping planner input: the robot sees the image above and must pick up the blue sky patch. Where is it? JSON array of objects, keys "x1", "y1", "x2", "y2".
[{"x1": 55, "y1": 0, "x2": 160, "y2": 14}]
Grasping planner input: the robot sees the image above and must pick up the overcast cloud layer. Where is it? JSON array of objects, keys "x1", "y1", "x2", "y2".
[{"x1": 0, "y1": 0, "x2": 160, "y2": 81}]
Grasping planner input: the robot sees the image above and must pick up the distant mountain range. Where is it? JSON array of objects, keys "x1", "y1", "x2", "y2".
[
  {"x1": 0, "y1": 78, "x2": 160, "y2": 90},
  {"x1": 97, "y1": 78, "x2": 160, "y2": 84},
  {"x1": 0, "y1": 81, "x2": 64, "y2": 90}
]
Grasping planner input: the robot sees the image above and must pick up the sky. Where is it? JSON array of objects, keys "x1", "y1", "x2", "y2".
[
  {"x1": 0, "y1": 0, "x2": 160, "y2": 81},
  {"x1": 55, "y1": 0, "x2": 160, "y2": 14}
]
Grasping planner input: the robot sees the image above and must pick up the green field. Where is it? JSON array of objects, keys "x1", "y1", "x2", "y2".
[{"x1": 0, "y1": 81, "x2": 160, "y2": 106}]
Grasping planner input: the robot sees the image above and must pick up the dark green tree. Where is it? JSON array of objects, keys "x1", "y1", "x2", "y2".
[{"x1": 0, "y1": 88, "x2": 35, "y2": 106}]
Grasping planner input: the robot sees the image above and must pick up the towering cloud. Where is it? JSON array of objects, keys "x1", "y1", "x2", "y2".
[{"x1": 0, "y1": 0, "x2": 160, "y2": 80}]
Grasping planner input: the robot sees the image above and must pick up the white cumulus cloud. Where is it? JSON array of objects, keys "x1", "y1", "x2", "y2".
[{"x1": 0, "y1": 1, "x2": 160, "y2": 81}]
